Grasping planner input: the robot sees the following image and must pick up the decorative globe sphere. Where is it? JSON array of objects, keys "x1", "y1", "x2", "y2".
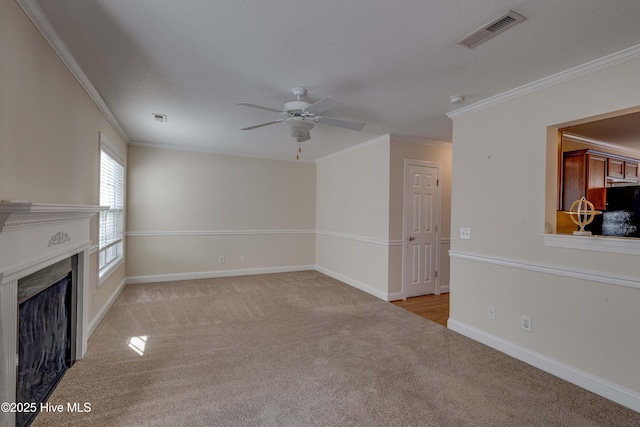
[{"x1": 568, "y1": 197, "x2": 601, "y2": 235}]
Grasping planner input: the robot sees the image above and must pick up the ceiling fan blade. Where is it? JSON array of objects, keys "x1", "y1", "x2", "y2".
[
  {"x1": 236, "y1": 102, "x2": 283, "y2": 113},
  {"x1": 304, "y1": 96, "x2": 342, "y2": 114},
  {"x1": 240, "y1": 120, "x2": 283, "y2": 130},
  {"x1": 315, "y1": 116, "x2": 365, "y2": 131}
]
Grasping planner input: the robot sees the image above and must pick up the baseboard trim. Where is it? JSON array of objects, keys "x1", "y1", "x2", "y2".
[
  {"x1": 126, "y1": 265, "x2": 316, "y2": 285},
  {"x1": 88, "y1": 277, "x2": 126, "y2": 338},
  {"x1": 448, "y1": 318, "x2": 640, "y2": 413},
  {"x1": 387, "y1": 291, "x2": 403, "y2": 301},
  {"x1": 315, "y1": 265, "x2": 389, "y2": 301}
]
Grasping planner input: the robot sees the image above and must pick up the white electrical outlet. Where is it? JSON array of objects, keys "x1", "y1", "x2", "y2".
[
  {"x1": 487, "y1": 305, "x2": 496, "y2": 320},
  {"x1": 521, "y1": 315, "x2": 532, "y2": 332},
  {"x1": 240, "y1": 255, "x2": 246, "y2": 262},
  {"x1": 218, "y1": 256, "x2": 225, "y2": 263},
  {"x1": 460, "y1": 227, "x2": 471, "y2": 239}
]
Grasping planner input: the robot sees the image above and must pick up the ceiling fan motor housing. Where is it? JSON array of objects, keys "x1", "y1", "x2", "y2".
[
  {"x1": 284, "y1": 101, "x2": 310, "y2": 114},
  {"x1": 237, "y1": 86, "x2": 364, "y2": 141}
]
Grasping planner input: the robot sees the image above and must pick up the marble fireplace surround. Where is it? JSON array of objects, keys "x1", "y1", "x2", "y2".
[{"x1": 0, "y1": 201, "x2": 105, "y2": 427}]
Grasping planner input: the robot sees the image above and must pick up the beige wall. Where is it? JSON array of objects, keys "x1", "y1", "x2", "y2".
[
  {"x1": 0, "y1": 0, "x2": 127, "y2": 324},
  {"x1": 315, "y1": 135, "x2": 391, "y2": 298},
  {"x1": 315, "y1": 134, "x2": 453, "y2": 300},
  {"x1": 449, "y1": 56, "x2": 640, "y2": 402},
  {"x1": 126, "y1": 145, "x2": 316, "y2": 280},
  {"x1": 316, "y1": 136, "x2": 391, "y2": 239}
]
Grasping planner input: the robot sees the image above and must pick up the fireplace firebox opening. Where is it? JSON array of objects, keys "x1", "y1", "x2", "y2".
[{"x1": 16, "y1": 256, "x2": 78, "y2": 427}]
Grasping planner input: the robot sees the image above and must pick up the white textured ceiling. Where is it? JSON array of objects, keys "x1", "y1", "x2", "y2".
[{"x1": 32, "y1": 0, "x2": 640, "y2": 161}]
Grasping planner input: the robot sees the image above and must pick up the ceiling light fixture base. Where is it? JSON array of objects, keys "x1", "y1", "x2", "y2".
[{"x1": 291, "y1": 86, "x2": 307, "y2": 100}]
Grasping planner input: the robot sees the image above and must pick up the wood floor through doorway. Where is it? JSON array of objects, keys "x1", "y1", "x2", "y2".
[{"x1": 391, "y1": 293, "x2": 450, "y2": 327}]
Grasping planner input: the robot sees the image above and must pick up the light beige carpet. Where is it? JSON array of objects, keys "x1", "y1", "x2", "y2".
[{"x1": 32, "y1": 271, "x2": 639, "y2": 426}]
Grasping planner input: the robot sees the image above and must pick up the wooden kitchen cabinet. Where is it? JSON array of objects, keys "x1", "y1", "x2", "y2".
[
  {"x1": 562, "y1": 149, "x2": 640, "y2": 211},
  {"x1": 625, "y1": 161, "x2": 638, "y2": 181},
  {"x1": 607, "y1": 158, "x2": 624, "y2": 179},
  {"x1": 562, "y1": 150, "x2": 607, "y2": 210},
  {"x1": 608, "y1": 157, "x2": 638, "y2": 181}
]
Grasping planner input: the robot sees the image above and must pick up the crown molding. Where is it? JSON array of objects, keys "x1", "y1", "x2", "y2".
[
  {"x1": 315, "y1": 134, "x2": 390, "y2": 163},
  {"x1": 16, "y1": 0, "x2": 130, "y2": 143},
  {"x1": 562, "y1": 133, "x2": 640, "y2": 159},
  {"x1": 390, "y1": 134, "x2": 452, "y2": 149},
  {"x1": 128, "y1": 140, "x2": 316, "y2": 164},
  {"x1": 447, "y1": 43, "x2": 640, "y2": 120},
  {"x1": 313, "y1": 133, "x2": 451, "y2": 164}
]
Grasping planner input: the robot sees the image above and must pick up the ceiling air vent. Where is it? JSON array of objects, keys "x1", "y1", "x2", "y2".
[
  {"x1": 457, "y1": 10, "x2": 526, "y2": 48},
  {"x1": 153, "y1": 113, "x2": 167, "y2": 123}
]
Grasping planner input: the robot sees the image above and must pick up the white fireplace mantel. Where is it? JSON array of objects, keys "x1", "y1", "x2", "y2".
[
  {"x1": 0, "y1": 200, "x2": 106, "y2": 284},
  {"x1": 0, "y1": 201, "x2": 106, "y2": 427}
]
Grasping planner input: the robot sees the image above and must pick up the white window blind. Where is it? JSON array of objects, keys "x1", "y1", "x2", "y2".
[{"x1": 99, "y1": 145, "x2": 125, "y2": 272}]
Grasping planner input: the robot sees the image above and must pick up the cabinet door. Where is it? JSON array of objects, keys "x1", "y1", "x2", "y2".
[
  {"x1": 587, "y1": 155, "x2": 607, "y2": 210},
  {"x1": 608, "y1": 158, "x2": 624, "y2": 179},
  {"x1": 625, "y1": 161, "x2": 638, "y2": 181},
  {"x1": 562, "y1": 153, "x2": 587, "y2": 210},
  {"x1": 588, "y1": 155, "x2": 607, "y2": 188}
]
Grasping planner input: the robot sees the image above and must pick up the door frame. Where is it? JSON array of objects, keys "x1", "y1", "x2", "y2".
[{"x1": 401, "y1": 159, "x2": 442, "y2": 300}]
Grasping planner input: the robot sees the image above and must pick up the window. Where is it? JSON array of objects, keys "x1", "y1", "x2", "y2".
[{"x1": 99, "y1": 136, "x2": 125, "y2": 278}]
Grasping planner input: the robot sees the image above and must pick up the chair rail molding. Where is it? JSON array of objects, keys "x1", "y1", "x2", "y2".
[{"x1": 449, "y1": 249, "x2": 640, "y2": 290}]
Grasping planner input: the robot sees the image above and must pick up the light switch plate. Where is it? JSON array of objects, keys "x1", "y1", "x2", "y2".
[{"x1": 460, "y1": 227, "x2": 471, "y2": 239}]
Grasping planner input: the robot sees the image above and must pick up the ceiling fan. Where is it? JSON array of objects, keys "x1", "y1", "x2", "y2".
[{"x1": 237, "y1": 87, "x2": 365, "y2": 145}]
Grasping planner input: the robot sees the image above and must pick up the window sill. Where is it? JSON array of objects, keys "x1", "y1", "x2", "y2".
[
  {"x1": 542, "y1": 233, "x2": 640, "y2": 255},
  {"x1": 99, "y1": 257, "x2": 124, "y2": 286}
]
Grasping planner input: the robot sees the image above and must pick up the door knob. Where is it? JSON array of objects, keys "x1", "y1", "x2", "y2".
[{"x1": 408, "y1": 236, "x2": 415, "y2": 241}]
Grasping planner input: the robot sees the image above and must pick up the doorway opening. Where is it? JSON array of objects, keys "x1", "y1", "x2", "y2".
[{"x1": 402, "y1": 160, "x2": 442, "y2": 299}]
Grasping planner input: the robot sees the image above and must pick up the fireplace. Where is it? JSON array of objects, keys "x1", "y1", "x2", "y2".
[
  {"x1": 0, "y1": 201, "x2": 105, "y2": 427},
  {"x1": 16, "y1": 257, "x2": 77, "y2": 427}
]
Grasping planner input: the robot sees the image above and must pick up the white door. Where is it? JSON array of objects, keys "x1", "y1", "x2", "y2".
[{"x1": 403, "y1": 162, "x2": 439, "y2": 298}]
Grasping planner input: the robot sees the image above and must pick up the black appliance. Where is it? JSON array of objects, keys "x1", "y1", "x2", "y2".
[{"x1": 603, "y1": 186, "x2": 640, "y2": 237}]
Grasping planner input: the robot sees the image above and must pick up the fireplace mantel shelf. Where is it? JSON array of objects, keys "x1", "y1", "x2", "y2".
[{"x1": 0, "y1": 200, "x2": 108, "y2": 232}]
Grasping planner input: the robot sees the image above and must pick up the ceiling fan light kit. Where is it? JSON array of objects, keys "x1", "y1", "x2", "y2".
[
  {"x1": 237, "y1": 86, "x2": 365, "y2": 158},
  {"x1": 283, "y1": 117, "x2": 315, "y2": 142}
]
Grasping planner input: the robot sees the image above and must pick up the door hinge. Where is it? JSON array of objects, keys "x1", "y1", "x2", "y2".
[
  {"x1": 436, "y1": 224, "x2": 438, "y2": 232},
  {"x1": 435, "y1": 271, "x2": 438, "y2": 278},
  {"x1": 437, "y1": 179, "x2": 439, "y2": 186}
]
